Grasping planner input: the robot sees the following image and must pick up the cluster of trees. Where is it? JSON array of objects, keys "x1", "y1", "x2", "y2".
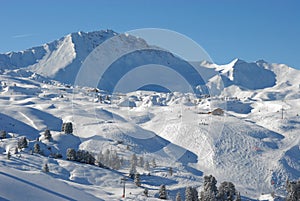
[
  {"x1": 97, "y1": 149, "x2": 122, "y2": 170},
  {"x1": 66, "y1": 148, "x2": 95, "y2": 165},
  {"x1": 158, "y1": 175, "x2": 240, "y2": 201},
  {"x1": 129, "y1": 154, "x2": 154, "y2": 177},
  {"x1": 198, "y1": 175, "x2": 240, "y2": 201}
]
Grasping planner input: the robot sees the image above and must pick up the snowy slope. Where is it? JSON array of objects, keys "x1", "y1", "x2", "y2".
[{"x1": 203, "y1": 59, "x2": 300, "y2": 101}]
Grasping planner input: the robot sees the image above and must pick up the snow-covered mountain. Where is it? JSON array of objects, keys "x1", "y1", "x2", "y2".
[
  {"x1": 0, "y1": 30, "x2": 299, "y2": 201},
  {"x1": 1, "y1": 30, "x2": 299, "y2": 99}
]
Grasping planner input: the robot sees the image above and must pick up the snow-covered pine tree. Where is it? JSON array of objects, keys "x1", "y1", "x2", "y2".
[
  {"x1": 0, "y1": 130, "x2": 7, "y2": 139},
  {"x1": 17, "y1": 137, "x2": 28, "y2": 149},
  {"x1": 103, "y1": 149, "x2": 110, "y2": 166},
  {"x1": 33, "y1": 143, "x2": 40, "y2": 154},
  {"x1": 176, "y1": 191, "x2": 182, "y2": 201},
  {"x1": 144, "y1": 160, "x2": 150, "y2": 171},
  {"x1": 129, "y1": 154, "x2": 138, "y2": 178},
  {"x1": 217, "y1": 181, "x2": 236, "y2": 201},
  {"x1": 185, "y1": 186, "x2": 198, "y2": 201},
  {"x1": 200, "y1": 175, "x2": 218, "y2": 201},
  {"x1": 66, "y1": 148, "x2": 76, "y2": 161},
  {"x1": 134, "y1": 173, "x2": 141, "y2": 187},
  {"x1": 158, "y1": 184, "x2": 167, "y2": 199},
  {"x1": 120, "y1": 156, "x2": 124, "y2": 167},
  {"x1": 192, "y1": 187, "x2": 199, "y2": 201},
  {"x1": 186, "y1": 186, "x2": 193, "y2": 201},
  {"x1": 43, "y1": 163, "x2": 49, "y2": 173},
  {"x1": 111, "y1": 152, "x2": 121, "y2": 170},
  {"x1": 144, "y1": 188, "x2": 148, "y2": 197},
  {"x1": 138, "y1": 156, "x2": 144, "y2": 167},
  {"x1": 129, "y1": 161, "x2": 137, "y2": 179},
  {"x1": 131, "y1": 154, "x2": 138, "y2": 167},
  {"x1": 151, "y1": 158, "x2": 156, "y2": 168},
  {"x1": 62, "y1": 122, "x2": 73, "y2": 134},
  {"x1": 96, "y1": 151, "x2": 104, "y2": 164},
  {"x1": 44, "y1": 129, "x2": 52, "y2": 140}
]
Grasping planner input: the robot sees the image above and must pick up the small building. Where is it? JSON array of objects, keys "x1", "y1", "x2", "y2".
[{"x1": 211, "y1": 108, "x2": 224, "y2": 116}]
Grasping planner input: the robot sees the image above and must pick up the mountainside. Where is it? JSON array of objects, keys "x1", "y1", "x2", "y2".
[{"x1": 0, "y1": 30, "x2": 299, "y2": 200}]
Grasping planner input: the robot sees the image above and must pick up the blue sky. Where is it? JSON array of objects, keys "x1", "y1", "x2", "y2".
[{"x1": 1, "y1": 0, "x2": 299, "y2": 69}]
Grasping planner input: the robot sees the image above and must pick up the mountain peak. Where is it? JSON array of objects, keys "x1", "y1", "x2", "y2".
[
  {"x1": 256, "y1": 59, "x2": 268, "y2": 64},
  {"x1": 231, "y1": 58, "x2": 246, "y2": 65}
]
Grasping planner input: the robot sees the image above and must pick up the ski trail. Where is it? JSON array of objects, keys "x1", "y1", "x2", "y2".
[{"x1": 19, "y1": 112, "x2": 38, "y2": 130}]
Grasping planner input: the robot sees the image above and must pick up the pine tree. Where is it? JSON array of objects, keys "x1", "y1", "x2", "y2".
[
  {"x1": 192, "y1": 187, "x2": 199, "y2": 201},
  {"x1": 44, "y1": 129, "x2": 52, "y2": 140},
  {"x1": 7, "y1": 151, "x2": 11, "y2": 159},
  {"x1": 134, "y1": 173, "x2": 141, "y2": 187},
  {"x1": 186, "y1": 186, "x2": 193, "y2": 201},
  {"x1": 129, "y1": 161, "x2": 137, "y2": 179},
  {"x1": 176, "y1": 191, "x2": 182, "y2": 201},
  {"x1": 103, "y1": 149, "x2": 110, "y2": 166},
  {"x1": 144, "y1": 160, "x2": 150, "y2": 171},
  {"x1": 43, "y1": 163, "x2": 49, "y2": 173},
  {"x1": 138, "y1": 156, "x2": 144, "y2": 167},
  {"x1": 34, "y1": 143, "x2": 40, "y2": 154},
  {"x1": 96, "y1": 152, "x2": 104, "y2": 167},
  {"x1": 131, "y1": 154, "x2": 138, "y2": 167},
  {"x1": 120, "y1": 156, "x2": 125, "y2": 166},
  {"x1": 151, "y1": 158, "x2": 156, "y2": 168},
  {"x1": 111, "y1": 152, "x2": 121, "y2": 170},
  {"x1": 0, "y1": 130, "x2": 7, "y2": 139},
  {"x1": 217, "y1": 181, "x2": 236, "y2": 201},
  {"x1": 186, "y1": 186, "x2": 198, "y2": 201},
  {"x1": 200, "y1": 175, "x2": 218, "y2": 201},
  {"x1": 159, "y1": 184, "x2": 167, "y2": 199},
  {"x1": 168, "y1": 167, "x2": 173, "y2": 176},
  {"x1": 144, "y1": 188, "x2": 149, "y2": 197},
  {"x1": 66, "y1": 148, "x2": 76, "y2": 161},
  {"x1": 17, "y1": 137, "x2": 28, "y2": 149},
  {"x1": 129, "y1": 154, "x2": 137, "y2": 178},
  {"x1": 62, "y1": 122, "x2": 73, "y2": 134}
]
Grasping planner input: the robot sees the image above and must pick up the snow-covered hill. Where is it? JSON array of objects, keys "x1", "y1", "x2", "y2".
[{"x1": 0, "y1": 30, "x2": 300, "y2": 200}]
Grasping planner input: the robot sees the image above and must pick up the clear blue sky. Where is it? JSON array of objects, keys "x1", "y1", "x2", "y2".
[{"x1": 1, "y1": 0, "x2": 299, "y2": 69}]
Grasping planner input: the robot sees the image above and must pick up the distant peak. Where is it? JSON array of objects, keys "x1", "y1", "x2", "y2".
[
  {"x1": 200, "y1": 60, "x2": 213, "y2": 66},
  {"x1": 256, "y1": 59, "x2": 268, "y2": 64},
  {"x1": 231, "y1": 58, "x2": 246, "y2": 65},
  {"x1": 70, "y1": 29, "x2": 118, "y2": 38}
]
